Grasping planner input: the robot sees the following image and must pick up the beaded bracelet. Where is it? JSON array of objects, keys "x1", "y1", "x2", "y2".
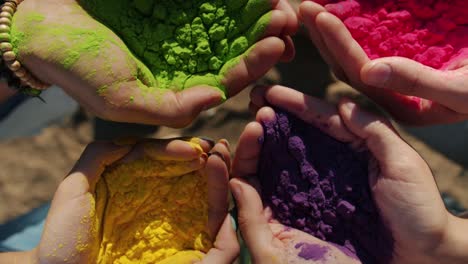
[{"x1": 0, "y1": 0, "x2": 49, "y2": 91}]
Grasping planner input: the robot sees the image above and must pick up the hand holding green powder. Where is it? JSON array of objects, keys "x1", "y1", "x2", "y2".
[{"x1": 10, "y1": 0, "x2": 297, "y2": 127}]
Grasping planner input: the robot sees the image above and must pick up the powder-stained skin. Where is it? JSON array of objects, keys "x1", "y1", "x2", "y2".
[
  {"x1": 79, "y1": 0, "x2": 272, "y2": 94},
  {"x1": 258, "y1": 110, "x2": 394, "y2": 264},
  {"x1": 94, "y1": 140, "x2": 211, "y2": 264},
  {"x1": 295, "y1": 243, "x2": 329, "y2": 261},
  {"x1": 325, "y1": 0, "x2": 468, "y2": 70}
]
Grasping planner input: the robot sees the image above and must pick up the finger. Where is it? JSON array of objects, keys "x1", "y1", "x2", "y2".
[
  {"x1": 104, "y1": 81, "x2": 223, "y2": 128},
  {"x1": 222, "y1": 37, "x2": 285, "y2": 97},
  {"x1": 276, "y1": 0, "x2": 299, "y2": 35},
  {"x1": 230, "y1": 178, "x2": 275, "y2": 256},
  {"x1": 232, "y1": 120, "x2": 268, "y2": 178},
  {"x1": 201, "y1": 215, "x2": 240, "y2": 264},
  {"x1": 143, "y1": 138, "x2": 207, "y2": 160},
  {"x1": 206, "y1": 142, "x2": 231, "y2": 238},
  {"x1": 279, "y1": 35, "x2": 296, "y2": 62},
  {"x1": 161, "y1": 86, "x2": 224, "y2": 127},
  {"x1": 262, "y1": 85, "x2": 357, "y2": 142},
  {"x1": 315, "y1": 11, "x2": 370, "y2": 83},
  {"x1": 231, "y1": 107, "x2": 275, "y2": 178},
  {"x1": 299, "y1": 1, "x2": 345, "y2": 79},
  {"x1": 361, "y1": 57, "x2": 468, "y2": 114}
]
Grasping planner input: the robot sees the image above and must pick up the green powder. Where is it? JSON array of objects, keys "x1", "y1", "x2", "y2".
[{"x1": 79, "y1": 0, "x2": 273, "y2": 95}]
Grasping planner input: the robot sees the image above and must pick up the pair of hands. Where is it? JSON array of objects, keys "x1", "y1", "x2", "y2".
[
  {"x1": 231, "y1": 85, "x2": 468, "y2": 264},
  {"x1": 2, "y1": 86, "x2": 468, "y2": 264},
  {"x1": 12, "y1": 0, "x2": 297, "y2": 128},
  {"x1": 299, "y1": 1, "x2": 468, "y2": 125},
  {"x1": 1, "y1": 138, "x2": 239, "y2": 264}
]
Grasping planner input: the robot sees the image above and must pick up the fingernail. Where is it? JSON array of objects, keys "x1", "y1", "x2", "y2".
[
  {"x1": 199, "y1": 137, "x2": 215, "y2": 147},
  {"x1": 364, "y1": 62, "x2": 392, "y2": 87},
  {"x1": 218, "y1": 139, "x2": 231, "y2": 151}
]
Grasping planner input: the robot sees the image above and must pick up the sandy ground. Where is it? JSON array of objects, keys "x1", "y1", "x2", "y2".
[{"x1": 1, "y1": 32, "x2": 467, "y2": 224}]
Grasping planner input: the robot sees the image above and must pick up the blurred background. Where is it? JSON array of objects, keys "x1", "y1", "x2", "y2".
[{"x1": 1, "y1": 0, "x2": 467, "y2": 254}]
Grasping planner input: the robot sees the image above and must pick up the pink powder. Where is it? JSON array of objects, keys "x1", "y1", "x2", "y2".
[{"x1": 325, "y1": 0, "x2": 468, "y2": 70}]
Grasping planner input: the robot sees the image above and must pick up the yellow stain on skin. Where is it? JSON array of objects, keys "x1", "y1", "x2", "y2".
[{"x1": 92, "y1": 139, "x2": 211, "y2": 264}]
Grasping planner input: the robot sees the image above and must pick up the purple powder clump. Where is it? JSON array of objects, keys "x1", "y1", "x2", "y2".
[
  {"x1": 295, "y1": 243, "x2": 329, "y2": 261},
  {"x1": 258, "y1": 109, "x2": 394, "y2": 264}
]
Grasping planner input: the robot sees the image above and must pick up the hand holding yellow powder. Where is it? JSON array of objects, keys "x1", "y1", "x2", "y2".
[{"x1": 27, "y1": 138, "x2": 237, "y2": 264}]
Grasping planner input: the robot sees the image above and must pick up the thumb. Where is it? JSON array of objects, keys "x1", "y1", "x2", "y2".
[
  {"x1": 361, "y1": 57, "x2": 468, "y2": 113},
  {"x1": 338, "y1": 99, "x2": 434, "y2": 184},
  {"x1": 229, "y1": 178, "x2": 275, "y2": 259},
  {"x1": 162, "y1": 86, "x2": 223, "y2": 128}
]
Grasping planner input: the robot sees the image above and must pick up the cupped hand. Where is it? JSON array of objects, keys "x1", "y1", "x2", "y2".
[
  {"x1": 30, "y1": 138, "x2": 238, "y2": 264},
  {"x1": 241, "y1": 85, "x2": 468, "y2": 264},
  {"x1": 230, "y1": 107, "x2": 359, "y2": 264},
  {"x1": 298, "y1": 1, "x2": 468, "y2": 126},
  {"x1": 12, "y1": 0, "x2": 298, "y2": 127}
]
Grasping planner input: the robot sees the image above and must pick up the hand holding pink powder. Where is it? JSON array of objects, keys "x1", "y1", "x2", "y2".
[
  {"x1": 299, "y1": 0, "x2": 468, "y2": 125},
  {"x1": 231, "y1": 85, "x2": 468, "y2": 264}
]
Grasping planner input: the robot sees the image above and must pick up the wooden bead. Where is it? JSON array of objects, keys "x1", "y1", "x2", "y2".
[
  {"x1": 5, "y1": 0, "x2": 19, "y2": 7},
  {"x1": 1, "y1": 6, "x2": 14, "y2": 14},
  {"x1": 0, "y1": 42, "x2": 12, "y2": 52},
  {"x1": 3, "y1": 50, "x2": 15, "y2": 61},
  {"x1": 0, "y1": 32, "x2": 10, "y2": 42},
  {"x1": 0, "y1": 17, "x2": 11, "y2": 26},
  {"x1": 7, "y1": 60, "x2": 20, "y2": 71},
  {"x1": 20, "y1": 72, "x2": 31, "y2": 82},
  {"x1": 0, "y1": 24, "x2": 10, "y2": 33},
  {"x1": 14, "y1": 67, "x2": 25, "y2": 77},
  {"x1": 3, "y1": 3, "x2": 16, "y2": 11},
  {"x1": 0, "y1": 12, "x2": 12, "y2": 20}
]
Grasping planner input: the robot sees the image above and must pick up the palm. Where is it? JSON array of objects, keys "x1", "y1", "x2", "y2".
[{"x1": 12, "y1": 0, "x2": 296, "y2": 127}]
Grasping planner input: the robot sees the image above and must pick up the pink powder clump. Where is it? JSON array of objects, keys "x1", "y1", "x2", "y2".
[{"x1": 325, "y1": 0, "x2": 468, "y2": 70}]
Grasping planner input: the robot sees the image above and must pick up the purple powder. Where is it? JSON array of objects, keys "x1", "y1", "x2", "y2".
[
  {"x1": 258, "y1": 109, "x2": 394, "y2": 264},
  {"x1": 295, "y1": 243, "x2": 329, "y2": 261}
]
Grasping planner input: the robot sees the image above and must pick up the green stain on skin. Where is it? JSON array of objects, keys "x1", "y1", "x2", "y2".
[{"x1": 78, "y1": 0, "x2": 273, "y2": 97}]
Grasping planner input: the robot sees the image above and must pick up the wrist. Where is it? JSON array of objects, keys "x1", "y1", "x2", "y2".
[
  {"x1": 430, "y1": 215, "x2": 468, "y2": 264},
  {"x1": 0, "y1": 248, "x2": 37, "y2": 264}
]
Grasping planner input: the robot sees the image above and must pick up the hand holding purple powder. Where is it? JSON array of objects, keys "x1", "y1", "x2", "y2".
[{"x1": 258, "y1": 109, "x2": 394, "y2": 264}]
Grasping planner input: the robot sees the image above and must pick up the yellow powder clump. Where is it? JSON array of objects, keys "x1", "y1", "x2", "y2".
[{"x1": 94, "y1": 140, "x2": 211, "y2": 263}]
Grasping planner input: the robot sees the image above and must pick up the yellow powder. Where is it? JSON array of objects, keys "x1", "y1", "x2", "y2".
[{"x1": 93, "y1": 140, "x2": 211, "y2": 263}]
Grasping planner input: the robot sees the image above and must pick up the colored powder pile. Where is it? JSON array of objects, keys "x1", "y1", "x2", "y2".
[
  {"x1": 94, "y1": 140, "x2": 211, "y2": 264},
  {"x1": 324, "y1": 0, "x2": 468, "y2": 70},
  {"x1": 79, "y1": 0, "x2": 272, "y2": 95},
  {"x1": 258, "y1": 109, "x2": 394, "y2": 264}
]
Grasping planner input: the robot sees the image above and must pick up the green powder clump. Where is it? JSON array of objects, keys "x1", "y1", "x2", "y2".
[{"x1": 79, "y1": 0, "x2": 273, "y2": 95}]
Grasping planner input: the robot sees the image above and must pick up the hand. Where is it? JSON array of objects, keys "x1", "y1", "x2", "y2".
[
  {"x1": 230, "y1": 106, "x2": 359, "y2": 264},
  {"x1": 240, "y1": 85, "x2": 468, "y2": 264},
  {"x1": 298, "y1": 1, "x2": 468, "y2": 125},
  {"x1": 11, "y1": 0, "x2": 298, "y2": 127},
  {"x1": 0, "y1": 138, "x2": 238, "y2": 264}
]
